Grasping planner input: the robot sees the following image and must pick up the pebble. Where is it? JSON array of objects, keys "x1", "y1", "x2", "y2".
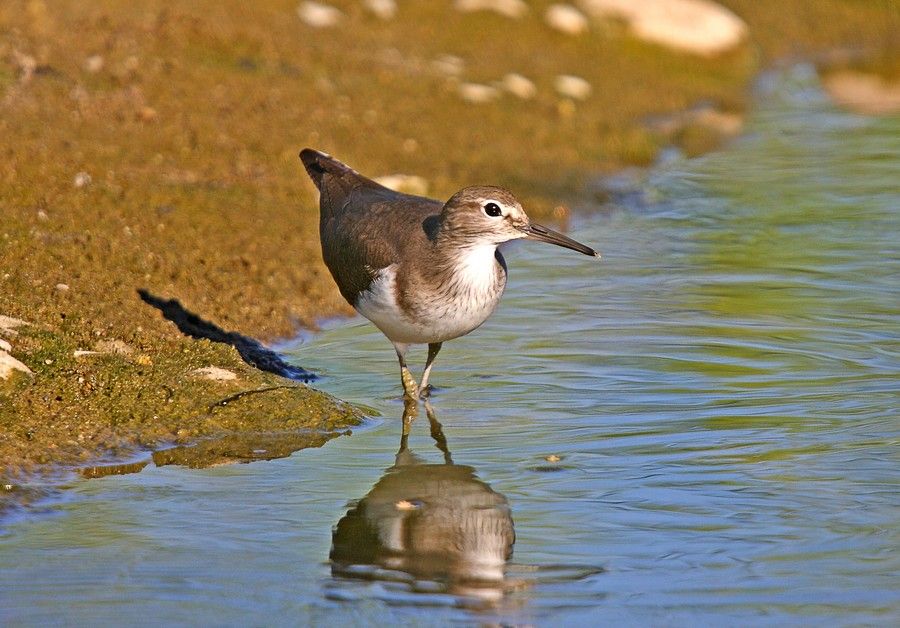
[
  {"x1": 74, "y1": 171, "x2": 92, "y2": 188},
  {"x1": 374, "y1": 174, "x2": 430, "y2": 196},
  {"x1": 0, "y1": 315, "x2": 28, "y2": 336},
  {"x1": 432, "y1": 54, "x2": 465, "y2": 77},
  {"x1": 821, "y1": 71, "x2": 900, "y2": 116},
  {"x1": 454, "y1": 0, "x2": 528, "y2": 19},
  {"x1": 458, "y1": 82, "x2": 501, "y2": 104},
  {"x1": 83, "y1": 54, "x2": 104, "y2": 73},
  {"x1": 579, "y1": 0, "x2": 747, "y2": 56},
  {"x1": 554, "y1": 74, "x2": 592, "y2": 100},
  {"x1": 544, "y1": 4, "x2": 589, "y2": 35},
  {"x1": 0, "y1": 350, "x2": 32, "y2": 380},
  {"x1": 192, "y1": 366, "x2": 238, "y2": 381},
  {"x1": 137, "y1": 106, "x2": 158, "y2": 122},
  {"x1": 94, "y1": 339, "x2": 134, "y2": 355},
  {"x1": 55, "y1": 283, "x2": 69, "y2": 292},
  {"x1": 363, "y1": 0, "x2": 397, "y2": 20},
  {"x1": 13, "y1": 51, "x2": 36, "y2": 82},
  {"x1": 501, "y1": 73, "x2": 536, "y2": 99},
  {"x1": 296, "y1": 1, "x2": 343, "y2": 28}
]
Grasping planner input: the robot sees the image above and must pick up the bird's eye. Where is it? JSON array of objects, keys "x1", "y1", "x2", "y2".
[{"x1": 483, "y1": 202, "x2": 503, "y2": 217}]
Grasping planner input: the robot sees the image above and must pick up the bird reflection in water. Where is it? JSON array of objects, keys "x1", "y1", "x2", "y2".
[{"x1": 330, "y1": 399, "x2": 516, "y2": 603}]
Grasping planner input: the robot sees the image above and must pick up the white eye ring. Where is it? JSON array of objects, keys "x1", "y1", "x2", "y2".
[{"x1": 483, "y1": 202, "x2": 503, "y2": 217}]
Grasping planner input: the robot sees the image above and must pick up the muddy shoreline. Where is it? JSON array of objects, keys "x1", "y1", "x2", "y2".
[{"x1": 1, "y1": 1, "x2": 897, "y2": 501}]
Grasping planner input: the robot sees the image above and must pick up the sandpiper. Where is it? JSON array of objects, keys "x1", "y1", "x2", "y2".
[{"x1": 300, "y1": 148, "x2": 599, "y2": 399}]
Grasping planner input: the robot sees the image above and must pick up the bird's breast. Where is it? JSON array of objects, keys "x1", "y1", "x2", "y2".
[{"x1": 354, "y1": 246, "x2": 507, "y2": 345}]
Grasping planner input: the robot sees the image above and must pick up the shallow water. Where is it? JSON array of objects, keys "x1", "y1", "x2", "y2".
[{"x1": 2, "y1": 66, "x2": 899, "y2": 625}]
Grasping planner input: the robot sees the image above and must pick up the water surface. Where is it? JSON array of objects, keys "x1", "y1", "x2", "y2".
[{"x1": 2, "y1": 66, "x2": 898, "y2": 625}]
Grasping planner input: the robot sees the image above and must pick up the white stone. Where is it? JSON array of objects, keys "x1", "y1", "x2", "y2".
[
  {"x1": 554, "y1": 74, "x2": 592, "y2": 100},
  {"x1": 84, "y1": 55, "x2": 104, "y2": 73},
  {"x1": 458, "y1": 82, "x2": 501, "y2": 104},
  {"x1": 0, "y1": 315, "x2": 28, "y2": 336},
  {"x1": 432, "y1": 54, "x2": 465, "y2": 77},
  {"x1": 578, "y1": 0, "x2": 747, "y2": 56},
  {"x1": 192, "y1": 366, "x2": 238, "y2": 381},
  {"x1": 501, "y1": 73, "x2": 537, "y2": 99},
  {"x1": 454, "y1": 0, "x2": 528, "y2": 19},
  {"x1": 545, "y1": 4, "x2": 589, "y2": 35},
  {"x1": 0, "y1": 351, "x2": 32, "y2": 380},
  {"x1": 74, "y1": 171, "x2": 92, "y2": 188},
  {"x1": 822, "y1": 71, "x2": 900, "y2": 116},
  {"x1": 363, "y1": 0, "x2": 397, "y2": 20},
  {"x1": 297, "y1": 1, "x2": 343, "y2": 28},
  {"x1": 374, "y1": 175, "x2": 430, "y2": 196}
]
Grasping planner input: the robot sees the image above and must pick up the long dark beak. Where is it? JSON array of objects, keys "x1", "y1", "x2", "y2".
[{"x1": 519, "y1": 223, "x2": 600, "y2": 257}]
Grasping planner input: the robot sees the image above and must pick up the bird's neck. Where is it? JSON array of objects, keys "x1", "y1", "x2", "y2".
[{"x1": 421, "y1": 237, "x2": 506, "y2": 298}]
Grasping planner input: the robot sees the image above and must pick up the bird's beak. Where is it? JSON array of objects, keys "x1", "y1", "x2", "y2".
[{"x1": 519, "y1": 222, "x2": 600, "y2": 257}]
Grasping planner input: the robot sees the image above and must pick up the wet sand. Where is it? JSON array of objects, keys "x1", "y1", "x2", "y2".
[{"x1": 0, "y1": 0, "x2": 896, "y2": 480}]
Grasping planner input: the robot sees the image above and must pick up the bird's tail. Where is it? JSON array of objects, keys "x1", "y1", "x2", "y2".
[{"x1": 299, "y1": 148, "x2": 360, "y2": 193}]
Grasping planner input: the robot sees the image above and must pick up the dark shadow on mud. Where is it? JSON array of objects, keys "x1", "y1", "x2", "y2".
[{"x1": 137, "y1": 289, "x2": 316, "y2": 382}]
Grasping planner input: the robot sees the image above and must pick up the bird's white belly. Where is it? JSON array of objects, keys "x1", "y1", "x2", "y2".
[{"x1": 355, "y1": 262, "x2": 503, "y2": 345}]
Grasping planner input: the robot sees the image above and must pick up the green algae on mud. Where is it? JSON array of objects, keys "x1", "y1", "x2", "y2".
[{"x1": 0, "y1": 0, "x2": 898, "y2": 477}]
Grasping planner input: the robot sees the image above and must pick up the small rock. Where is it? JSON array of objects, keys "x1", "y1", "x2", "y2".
[
  {"x1": 13, "y1": 51, "x2": 37, "y2": 82},
  {"x1": 374, "y1": 174, "x2": 430, "y2": 196},
  {"x1": 363, "y1": 0, "x2": 397, "y2": 20},
  {"x1": 545, "y1": 4, "x2": 589, "y2": 35},
  {"x1": 297, "y1": 1, "x2": 343, "y2": 28},
  {"x1": 192, "y1": 366, "x2": 238, "y2": 381},
  {"x1": 0, "y1": 315, "x2": 28, "y2": 336},
  {"x1": 74, "y1": 172, "x2": 92, "y2": 188},
  {"x1": 83, "y1": 55, "x2": 104, "y2": 73},
  {"x1": 432, "y1": 54, "x2": 465, "y2": 77},
  {"x1": 578, "y1": 0, "x2": 747, "y2": 56},
  {"x1": 501, "y1": 73, "x2": 537, "y2": 99},
  {"x1": 0, "y1": 351, "x2": 32, "y2": 380},
  {"x1": 458, "y1": 82, "x2": 501, "y2": 104},
  {"x1": 55, "y1": 283, "x2": 69, "y2": 292},
  {"x1": 822, "y1": 70, "x2": 900, "y2": 116},
  {"x1": 454, "y1": 0, "x2": 528, "y2": 19},
  {"x1": 137, "y1": 106, "x2": 158, "y2": 122},
  {"x1": 555, "y1": 74, "x2": 592, "y2": 100},
  {"x1": 95, "y1": 339, "x2": 134, "y2": 355}
]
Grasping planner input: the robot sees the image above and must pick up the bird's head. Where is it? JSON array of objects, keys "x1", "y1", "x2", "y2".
[{"x1": 440, "y1": 185, "x2": 600, "y2": 257}]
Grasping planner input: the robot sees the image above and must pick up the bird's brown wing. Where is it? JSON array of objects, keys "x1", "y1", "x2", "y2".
[{"x1": 300, "y1": 149, "x2": 442, "y2": 306}]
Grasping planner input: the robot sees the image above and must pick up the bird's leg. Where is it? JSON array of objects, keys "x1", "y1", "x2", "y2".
[
  {"x1": 423, "y1": 399, "x2": 452, "y2": 464},
  {"x1": 393, "y1": 342, "x2": 419, "y2": 400},
  {"x1": 418, "y1": 342, "x2": 443, "y2": 398},
  {"x1": 398, "y1": 396, "x2": 418, "y2": 458}
]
